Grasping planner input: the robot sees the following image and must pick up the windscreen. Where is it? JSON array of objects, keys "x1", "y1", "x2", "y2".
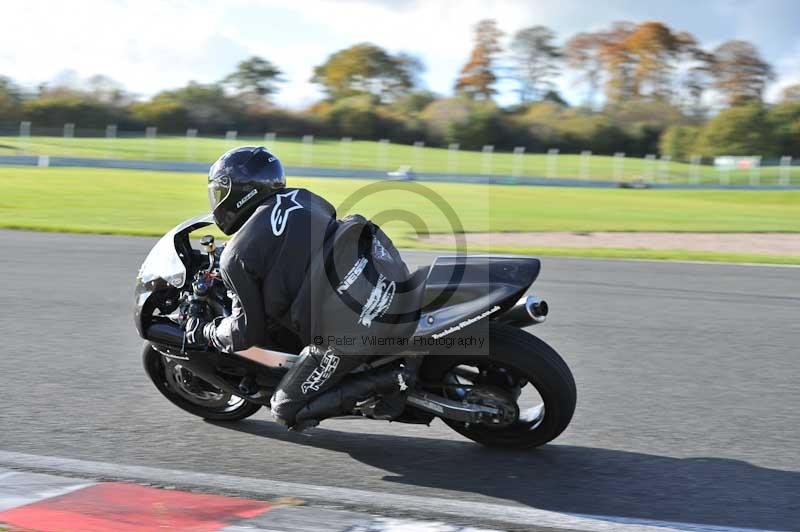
[{"x1": 137, "y1": 232, "x2": 186, "y2": 288}]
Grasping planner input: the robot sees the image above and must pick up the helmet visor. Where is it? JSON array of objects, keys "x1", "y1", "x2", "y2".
[{"x1": 208, "y1": 175, "x2": 232, "y2": 211}]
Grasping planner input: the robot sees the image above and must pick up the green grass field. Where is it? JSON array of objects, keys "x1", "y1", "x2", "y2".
[
  {"x1": 2, "y1": 166, "x2": 798, "y2": 264},
  {"x1": 2, "y1": 135, "x2": 798, "y2": 186}
]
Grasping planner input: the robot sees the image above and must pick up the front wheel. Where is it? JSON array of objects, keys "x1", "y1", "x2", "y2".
[
  {"x1": 142, "y1": 343, "x2": 262, "y2": 422},
  {"x1": 421, "y1": 323, "x2": 576, "y2": 449}
]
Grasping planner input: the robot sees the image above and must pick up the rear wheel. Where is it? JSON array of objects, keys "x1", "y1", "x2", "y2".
[
  {"x1": 421, "y1": 323, "x2": 576, "y2": 449},
  {"x1": 142, "y1": 343, "x2": 262, "y2": 421}
]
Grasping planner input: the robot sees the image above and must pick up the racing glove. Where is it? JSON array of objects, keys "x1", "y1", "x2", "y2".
[{"x1": 183, "y1": 316, "x2": 209, "y2": 349}]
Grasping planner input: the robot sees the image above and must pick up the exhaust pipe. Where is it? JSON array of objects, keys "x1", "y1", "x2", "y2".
[{"x1": 497, "y1": 295, "x2": 548, "y2": 327}]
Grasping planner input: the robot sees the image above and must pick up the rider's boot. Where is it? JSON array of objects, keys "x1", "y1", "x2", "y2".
[{"x1": 291, "y1": 364, "x2": 412, "y2": 430}]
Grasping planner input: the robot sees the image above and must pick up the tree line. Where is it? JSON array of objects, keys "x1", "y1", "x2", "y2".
[{"x1": 1, "y1": 19, "x2": 798, "y2": 160}]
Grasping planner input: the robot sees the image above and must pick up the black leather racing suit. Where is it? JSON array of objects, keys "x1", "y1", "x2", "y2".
[
  {"x1": 204, "y1": 188, "x2": 420, "y2": 427},
  {"x1": 205, "y1": 188, "x2": 335, "y2": 353}
]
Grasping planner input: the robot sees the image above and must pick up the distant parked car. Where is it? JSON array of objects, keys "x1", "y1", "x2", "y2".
[
  {"x1": 386, "y1": 165, "x2": 416, "y2": 180},
  {"x1": 618, "y1": 178, "x2": 651, "y2": 189}
]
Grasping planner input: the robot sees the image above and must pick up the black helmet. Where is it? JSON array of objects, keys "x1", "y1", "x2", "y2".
[{"x1": 208, "y1": 146, "x2": 285, "y2": 235}]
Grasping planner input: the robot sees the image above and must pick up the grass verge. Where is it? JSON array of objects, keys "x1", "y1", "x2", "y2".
[{"x1": 1, "y1": 166, "x2": 798, "y2": 264}]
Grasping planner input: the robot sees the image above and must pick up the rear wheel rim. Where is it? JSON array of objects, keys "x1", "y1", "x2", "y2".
[{"x1": 441, "y1": 360, "x2": 546, "y2": 431}]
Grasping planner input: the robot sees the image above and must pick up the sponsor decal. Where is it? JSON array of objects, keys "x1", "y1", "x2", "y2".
[
  {"x1": 431, "y1": 305, "x2": 501, "y2": 339},
  {"x1": 301, "y1": 348, "x2": 340, "y2": 394},
  {"x1": 358, "y1": 274, "x2": 396, "y2": 327},
  {"x1": 235, "y1": 188, "x2": 258, "y2": 209},
  {"x1": 270, "y1": 190, "x2": 303, "y2": 236},
  {"x1": 372, "y1": 237, "x2": 390, "y2": 260},
  {"x1": 337, "y1": 256, "x2": 368, "y2": 294}
]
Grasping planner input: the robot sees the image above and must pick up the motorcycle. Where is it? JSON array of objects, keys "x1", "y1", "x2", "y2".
[{"x1": 135, "y1": 214, "x2": 576, "y2": 448}]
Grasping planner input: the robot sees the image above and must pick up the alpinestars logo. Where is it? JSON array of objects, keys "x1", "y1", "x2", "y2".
[
  {"x1": 270, "y1": 190, "x2": 303, "y2": 236},
  {"x1": 236, "y1": 188, "x2": 258, "y2": 209},
  {"x1": 337, "y1": 256, "x2": 368, "y2": 294},
  {"x1": 358, "y1": 274, "x2": 396, "y2": 327},
  {"x1": 301, "y1": 349, "x2": 340, "y2": 394}
]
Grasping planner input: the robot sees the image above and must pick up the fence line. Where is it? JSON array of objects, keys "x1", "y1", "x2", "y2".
[{"x1": 1, "y1": 123, "x2": 798, "y2": 187}]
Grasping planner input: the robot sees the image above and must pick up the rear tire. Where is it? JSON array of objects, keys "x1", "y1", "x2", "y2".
[
  {"x1": 421, "y1": 323, "x2": 576, "y2": 449},
  {"x1": 142, "y1": 343, "x2": 262, "y2": 422}
]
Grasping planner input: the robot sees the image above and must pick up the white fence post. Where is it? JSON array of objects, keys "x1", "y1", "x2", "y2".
[
  {"x1": 546, "y1": 148, "x2": 559, "y2": 179},
  {"x1": 779, "y1": 155, "x2": 792, "y2": 186},
  {"x1": 719, "y1": 164, "x2": 730, "y2": 186},
  {"x1": 63, "y1": 122, "x2": 75, "y2": 138},
  {"x1": 339, "y1": 137, "x2": 352, "y2": 168},
  {"x1": 690, "y1": 155, "x2": 701, "y2": 185},
  {"x1": 749, "y1": 156, "x2": 761, "y2": 186},
  {"x1": 302, "y1": 134, "x2": 314, "y2": 166},
  {"x1": 37, "y1": 155, "x2": 50, "y2": 168},
  {"x1": 413, "y1": 141, "x2": 424, "y2": 171},
  {"x1": 185, "y1": 128, "x2": 198, "y2": 161},
  {"x1": 512, "y1": 146, "x2": 525, "y2": 178},
  {"x1": 145, "y1": 126, "x2": 157, "y2": 159},
  {"x1": 447, "y1": 143, "x2": 460, "y2": 174},
  {"x1": 644, "y1": 154, "x2": 656, "y2": 182},
  {"x1": 613, "y1": 152, "x2": 625, "y2": 182},
  {"x1": 580, "y1": 150, "x2": 592, "y2": 180},
  {"x1": 105, "y1": 124, "x2": 117, "y2": 159},
  {"x1": 659, "y1": 155, "x2": 671, "y2": 184},
  {"x1": 481, "y1": 145, "x2": 494, "y2": 175},
  {"x1": 225, "y1": 130, "x2": 238, "y2": 142},
  {"x1": 18, "y1": 121, "x2": 31, "y2": 155},
  {"x1": 377, "y1": 138, "x2": 389, "y2": 171},
  {"x1": 264, "y1": 132, "x2": 276, "y2": 146}
]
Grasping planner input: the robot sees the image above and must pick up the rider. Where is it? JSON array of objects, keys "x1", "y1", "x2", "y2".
[{"x1": 184, "y1": 146, "x2": 420, "y2": 430}]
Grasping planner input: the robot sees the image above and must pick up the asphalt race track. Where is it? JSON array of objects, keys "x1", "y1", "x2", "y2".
[{"x1": 1, "y1": 229, "x2": 798, "y2": 530}]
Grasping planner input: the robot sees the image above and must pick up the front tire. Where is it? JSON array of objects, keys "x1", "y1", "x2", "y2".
[
  {"x1": 142, "y1": 343, "x2": 262, "y2": 422},
  {"x1": 421, "y1": 323, "x2": 576, "y2": 449}
]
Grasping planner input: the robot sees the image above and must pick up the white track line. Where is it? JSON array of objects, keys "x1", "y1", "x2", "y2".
[
  {"x1": 0, "y1": 450, "x2": 776, "y2": 532},
  {"x1": 0, "y1": 468, "x2": 95, "y2": 512}
]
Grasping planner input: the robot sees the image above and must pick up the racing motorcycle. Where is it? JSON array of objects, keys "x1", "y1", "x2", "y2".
[{"x1": 135, "y1": 214, "x2": 576, "y2": 448}]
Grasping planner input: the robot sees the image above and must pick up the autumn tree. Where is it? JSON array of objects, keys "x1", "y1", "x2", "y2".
[
  {"x1": 564, "y1": 31, "x2": 606, "y2": 107},
  {"x1": 597, "y1": 22, "x2": 636, "y2": 104},
  {"x1": 622, "y1": 22, "x2": 697, "y2": 100},
  {"x1": 709, "y1": 40, "x2": 774, "y2": 105},
  {"x1": 510, "y1": 25, "x2": 561, "y2": 103},
  {"x1": 224, "y1": 56, "x2": 283, "y2": 99},
  {"x1": 455, "y1": 19, "x2": 504, "y2": 100},
  {"x1": 312, "y1": 43, "x2": 420, "y2": 102},
  {"x1": 681, "y1": 47, "x2": 715, "y2": 118}
]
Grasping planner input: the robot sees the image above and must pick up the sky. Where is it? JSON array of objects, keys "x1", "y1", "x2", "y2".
[{"x1": 2, "y1": 0, "x2": 799, "y2": 108}]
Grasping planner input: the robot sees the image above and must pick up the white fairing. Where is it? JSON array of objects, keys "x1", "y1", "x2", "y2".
[
  {"x1": 138, "y1": 233, "x2": 186, "y2": 287},
  {"x1": 137, "y1": 214, "x2": 214, "y2": 288}
]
